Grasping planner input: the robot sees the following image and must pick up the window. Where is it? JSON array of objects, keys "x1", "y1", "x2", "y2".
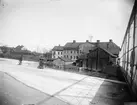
[
  {"x1": 58, "y1": 52, "x2": 59, "y2": 54},
  {"x1": 71, "y1": 51, "x2": 72, "y2": 53},
  {"x1": 67, "y1": 55, "x2": 68, "y2": 58},
  {"x1": 70, "y1": 56, "x2": 72, "y2": 59},
  {"x1": 61, "y1": 52, "x2": 62, "y2": 55}
]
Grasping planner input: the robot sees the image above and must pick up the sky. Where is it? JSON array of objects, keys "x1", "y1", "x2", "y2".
[{"x1": 0, "y1": 0, "x2": 134, "y2": 52}]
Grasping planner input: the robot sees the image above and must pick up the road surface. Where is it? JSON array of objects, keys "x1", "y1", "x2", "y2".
[{"x1": 0, "y1": 58, "x2": 131, "y2": 105}]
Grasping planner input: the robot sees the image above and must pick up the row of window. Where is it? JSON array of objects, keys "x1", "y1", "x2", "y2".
[
  {"x1": 53, "y1": 50, "x2": 82, "y2": 55},
  {"x1": 53, "y1": 51, "x2": 63, "y2": 55},
  {"x1": 64, "y1": 55, "x2": 78, "y2": 60},
  {"x1": 52, "y1": 55, "x2": 78, "y2": 60},
  {"x1": 53, "y1": 55, "x2": 63, "y2": 58},
  {"x1": 64, "y1": 50, "x2": 82, "y2": 54},
  {"x1": 58, "y1": 52, "x2": 62, "y2": 55}
]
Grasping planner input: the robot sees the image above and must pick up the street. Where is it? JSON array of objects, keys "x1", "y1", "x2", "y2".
[{"x1": 0, "y1": 58, "x2": 131, "y2": 105}]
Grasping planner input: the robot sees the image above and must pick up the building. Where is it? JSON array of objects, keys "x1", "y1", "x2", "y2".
[
  {"x1": 87, "y1": 47, "x2": 117, "y2": 71},
  {"x1": 63, "y1": 40, "x2": 82, "y2": 61},
  {"x1": 63, "y1": 40, "x2": 95, "y2": 61},
  {"x1": 79, "y1": 40, "x2": 95, "y2": 54},
  {"x1": 52, "y1": 45, "x2": 64, "y2": 59},
  {"x1": 94, "y1": 39, "x2": 120, "y2": 57},
  {"x1": 53, "y1": 57, "x2": 73, "y2": 69},
  {"x1": 78, "y1": 39, "x2": 121, "y2": 71}
]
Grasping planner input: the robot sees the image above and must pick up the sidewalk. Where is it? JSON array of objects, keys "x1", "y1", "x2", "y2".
[
  {"x1": 0, "y1": 70, "x2": 133, "y2": 105},
  {"x1": 0, "y1": 58, "x2": 133, "y2": 105},
  {"x1": 0, "y1": 71, "x2": 69, "y2": 105}
]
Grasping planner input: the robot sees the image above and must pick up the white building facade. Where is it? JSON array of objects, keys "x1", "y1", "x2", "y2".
[{"x1": 52, "y1": 45, "x2": 63, "y2": 59}]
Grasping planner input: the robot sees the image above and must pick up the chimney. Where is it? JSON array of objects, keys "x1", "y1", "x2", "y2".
[
  {"x1": 73, "y1": 40, "x2": 76, "y2": 43},
  {"x1": 109, "y1": 39, "x2": 112, "y2": 42},
  {"x1": 96, "y1": 40, "x2": 100, "y2": 47},
  {"x1": 86, "y1": 40, "x2": 89, "y2": 42},
  {"x1": 97, "y1": 40, "x2": 100, "y2": 43}
]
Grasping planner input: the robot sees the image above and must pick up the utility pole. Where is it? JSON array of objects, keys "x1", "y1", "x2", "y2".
[{"x1": 89, "y1": 35, "x2": 93, "y2": 42}]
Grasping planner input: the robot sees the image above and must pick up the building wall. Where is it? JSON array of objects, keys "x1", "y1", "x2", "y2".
[
  {"x1": 65, "y1": 62, "x2": 73, "y2": 65},
  {"x1": 53, "y1": 59, "x2": 65, "y2": 69},
  {"x1": 86, "y1": 48, "x2": 116, "y2": 71},
  {"x1": 79, "y1": 42, "x2": 95, "y2": 54},
  {"x1": 52, "y1": 51, "x2": 63, "y2": 59},
  {"x1": 63, "y1": 42, "x2": 94, "y2": 61},
  {"x1": 63, "y1": 50, "x2": 79, "y2": 61},
  {"x1": 53, "y1": 58, "x2": 73, "y2": 69}
]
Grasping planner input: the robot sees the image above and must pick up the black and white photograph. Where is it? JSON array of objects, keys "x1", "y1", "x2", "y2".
[{"x1": 0, "y1": 0, "x2": 137, "y2": 105}]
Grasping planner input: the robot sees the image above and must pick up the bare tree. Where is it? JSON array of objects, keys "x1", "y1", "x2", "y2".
[{"x1": 42, "y1": 48, "x2": 48, "y2": 54}]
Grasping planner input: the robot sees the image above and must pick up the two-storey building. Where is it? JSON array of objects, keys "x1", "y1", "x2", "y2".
[
  {"x1": 63, "y1": 40, "x2": 95, "y2": 61},
  {"x1": 52, "y1": 45, "x2": 64, "y2": 59},
  {"x1": 63, "y1": 40, "x2": 82, "y2": 61},
  {"x1": 78, "y1": 39, "x2": 121, "y2": 71}
]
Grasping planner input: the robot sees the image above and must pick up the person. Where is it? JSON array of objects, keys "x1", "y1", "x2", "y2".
[
  {"x1": 38, "y1": 58, "x2": 44, "y2": 69},
  {"x1": 18, "y1": 55, "x2": 23, "y2": 65}
]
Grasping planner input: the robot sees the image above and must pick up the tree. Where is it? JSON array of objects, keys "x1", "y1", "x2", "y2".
[
  {"x1": 1, "y1": 46, "x2": 9, "y2": 53},
  {"x1": 42, "y1": 48, "x2": 48, "y2": 54},
  {"x1": 15, "y1": 45, "x2": 24, "y2": 51}
]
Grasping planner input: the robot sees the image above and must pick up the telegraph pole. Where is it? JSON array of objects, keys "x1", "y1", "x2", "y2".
[{"x1": 89, "y1": 35, "x2": 93, "y2": 42}]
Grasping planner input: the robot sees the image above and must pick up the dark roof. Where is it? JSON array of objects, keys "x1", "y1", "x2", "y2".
[
  {"x1": 52, "y1": 46, "x2": 64, "y2": 51},
  {"x1": 63, "y1": 41, "x2": 120, "y2": 54},
  {"x1": 89, "y1": 47, "x2": 117, "y2": 58},
  {"x1": 95, "y1": 42, "x2": 120, "y2": 55},
  {"x1": 58, "y1": 57, "x2": 73, "y2": 62},
  {"x1": 64, "y1": 42, "x2": 83, "y2": 50},
  {"x1": 99, "y1": 47, "x2": 117, "y2": 58},
  {"x1": 78, "y1": 46, "x2": 118, "y2": 60}
]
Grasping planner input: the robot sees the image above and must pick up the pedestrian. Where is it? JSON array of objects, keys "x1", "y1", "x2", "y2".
[
  {"x1": 18, "y1": 54, "x2": 23, "y2": 65},
  {"x1": 38, "y1": 58, "x2": 44, "y2": 69}
]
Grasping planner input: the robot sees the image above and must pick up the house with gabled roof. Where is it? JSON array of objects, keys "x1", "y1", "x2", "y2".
[
  {"x1": 53, "y1": 57, "x2": 73, "y2": 69},
  {"x1": 77, "y1": 39, "x2": 121, "y2": 72},
  {"x1": 63, "y1": 40, "x2": 82, "y2": 61},
  {"x1": 51, "y1": 45, "x2": 64, "y2": 59},
  {"x1": 63, "y1": 40, "x2": 95, "y2": 61},
  {"x1": 94, "y1": 39, "x2": 120, "y2": 57}
]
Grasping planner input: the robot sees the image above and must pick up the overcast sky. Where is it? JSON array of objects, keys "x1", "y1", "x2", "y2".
[{"x1": 0, "y1": 0, "x2": 134, "y2": 51}]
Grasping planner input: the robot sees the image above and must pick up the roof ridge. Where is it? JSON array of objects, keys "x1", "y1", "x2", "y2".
[{"x1": 97, "y1": 47, "x2": 117, "y2": 58}]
